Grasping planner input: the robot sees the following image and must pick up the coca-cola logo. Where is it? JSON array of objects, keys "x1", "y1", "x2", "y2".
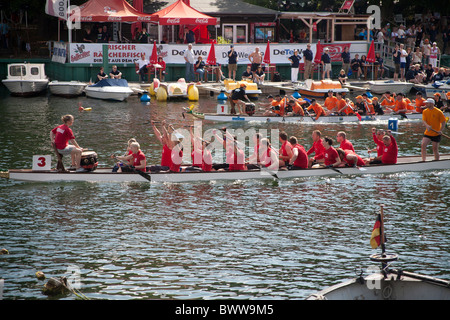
[
  {"x1": 166, "y1": 18, "x2": 180, "y2": 24},
  {"x1": 108, "y1": 16, "x2": 122, "y2": 21},
  {"x1": 195, "y1": 18, "x2": 209, "y2": 24},
  {"x1": 137, "y1": 17, "x2": 152, "y2": 21}
]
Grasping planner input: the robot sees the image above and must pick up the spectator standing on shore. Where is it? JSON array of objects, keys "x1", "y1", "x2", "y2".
[
  {"x1": 415, "y1": 25, "x2": 424, "y2": 48},
  {"x1": 248, "y1": 47, "x2": 263, "y2": 77},
  {"x1": 184, "y1": 43, "x2": 195, "y2": 82},
  {"x1": 83, "y1": 27, "x2": 95, "y2": 43},
  {"x1": 184, "y1": 27, "x2": 195, "y2": 44},
  {"x1": 429, "y1": 42, "x2": 440, "y2": 68},
  {"x1": 138, "y1": 27, "x2": 149, "y2": 43},
  {"x1": 227, "y1": 45, "x2": 238, "y2": 81},
  {"x1": 102, "y1": 26, "x2": 110, "y2": 43},
  {"x1": 303, "y1": 44, "x2": 313, "y2": 80},
  {"x1": 400, "y1": 44, "x2": 407, "y2": 81},
  {"x1": 288, "y1": 49, "x2": 301, "y2": 82},
  {"x1": 341, "y1": 47, "x2": 351, "y2": 76},
  {"x1": 422, "y1": 39, "x2": 431, "y2": 65},
  {"x1": 393, "y1": 44, "x2": 401, "y2": 81},
  {"x1": 350, "y1": 54, "x2": 362, "y2": 79},
  {"x1": 412, "y1": 47, "x2": 423, "y2": 65},
  {"x1": 321, "y1": 47, "x2": 332, "y2": 79}
]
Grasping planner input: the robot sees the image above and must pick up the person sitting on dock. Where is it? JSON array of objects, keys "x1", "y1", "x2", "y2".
[
  {"x1": 135, "y1": 53, "x2": 149, "y2": 83},
  {"x1": 336, "y1": 131, "x2": 354, "y2": 152},
  {"x1": 421, "y1": 98, "x2": 447, "y2": 161},
  {"x1": 288, "y1": 136, "x2": 308, "y2": 169},
  {"x1": 307, "y1": 130, "x2": 326, "y2": 167},
  {"x1": 381, "y1": 130, "x2": 398, "y2": 164},
  {"x1": 195, "y1": 56, "x2": 206, "y2": 82},
  {"x1": 230, "y1": 83, "x2": 251, "y2": 115},
  {"x1": 50, "y1": 114, "x2": 85, "y2": 172},
  {"x1": 350, "y1": 54, "x2": 362, "y2": 79},
  {"x1": 96, "y1": 67, "x2": 108, "y2": 82},
  {"x1": 241, "y1": 66, "x2": 253, "y2": 81},
  {"x1": 278, "y1": 131, "x2": 293, "y2": 168},
  {"x1": 253, "y1": 65, "x2": 265, "y2": 84},
  {"x1": 114, "y1": 142, "x2": 147, "y2": 173},
  {"x1": 109, "y1": 65, "x2": 122, "y2": 79},
  {"x1": 322, "y1": 137, "x2": 341, "y2": 168},
  {"x1": 324, "y1": 90, "x2": 338, "y2": 115},
  {"x1": 338, "y1": 69, "x2": 348, "y2": 85},
  {"x1": 306, "y1": 99, "x2": 326, "y2": 120}
]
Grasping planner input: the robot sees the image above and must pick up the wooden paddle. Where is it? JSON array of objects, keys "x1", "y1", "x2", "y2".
[
  {"x1": 114, "y1": 157, "x2": 151, "y2": 182},
  {"x1": 431, "y1": 128, "x2": 450, "y2": 139}
]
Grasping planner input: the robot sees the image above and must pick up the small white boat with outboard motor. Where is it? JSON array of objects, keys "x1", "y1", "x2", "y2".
[
  {"x1": 48, "y1": 80, "x2": 87, "y2": 97},
  {"x1": 307, "y1": 205, "x2": 450, "y2": 300},
  {"x1": 84, "y1": 79, "x2": 133, "y2": 101}
]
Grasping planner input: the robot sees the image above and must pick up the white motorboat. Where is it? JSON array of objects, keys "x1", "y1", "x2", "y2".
[
  {"x1": 84, "y1": 79, "x2": 133, "y2": 101},
  {"x1": 48, "y1": 80, "x2": 87, "y2": 97},
  {"x1": 1, "y1": 154, "x2": 449, "y2": 183},
  {"x1": 307, "y1": 206, "x2": 450, "y2": 300},
  {"x1": 367, "y1": 80, "x2": 414, "y2": 94},
  {"x1": 1, "y1": 63, "x2": 49, "y2": 96}
]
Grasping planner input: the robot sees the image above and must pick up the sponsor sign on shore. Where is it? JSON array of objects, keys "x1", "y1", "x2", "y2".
[{"x1": 68, "y1": 42, "x2": 368, "y2": 65}]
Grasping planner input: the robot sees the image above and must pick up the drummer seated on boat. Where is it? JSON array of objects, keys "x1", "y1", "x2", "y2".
[
  {"x1": 114, "y1": 142, "x2": 147, "y2": 172},
  {"x1": 109, "y1": 65, "x2": 122, "y2": 79},
  {"x1": 307, "y1": 130, "x2": 326, "y2": 167},
  {"x1": 306, "y1": 99, "x2": 326, "y2": 120},
  {"x1": 50, "y1": 114, "x2": 85, "y2": 172}
]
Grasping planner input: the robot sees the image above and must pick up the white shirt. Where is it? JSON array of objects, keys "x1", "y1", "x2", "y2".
[
  {"x1": 184, "y1": 48, "x2": 195, "y2": 64},
  {"x1": 137, "y1": 58, "x2": 149, "y2": 69},
  {"x1": 400, "y1": 49, "x2": 407, "y2": 63}
]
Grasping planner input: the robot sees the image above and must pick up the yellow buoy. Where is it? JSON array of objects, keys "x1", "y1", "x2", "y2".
[
  {"x1": 156, "y1": 86, "x2": 168, "y2": 101},
  {"x1": 149, "y1": 83, "x2": 156, "y2": 96},
  {"x1": 188, "y1": 85, "x2": 199, "y2": 101},
  {"x1": 36, "y1": 271, "x2": 46, "y2": 280}
]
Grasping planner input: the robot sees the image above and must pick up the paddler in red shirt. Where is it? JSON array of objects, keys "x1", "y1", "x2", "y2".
[
  {"x1": 258, "y1": 138, "x2": 279, "y2": 171},
  {"x1": 367, "y1": 127, "x2": 385, "y2": 164},
  {"x1": 50, "y1": 114, "x2": 85, "y2": 172},
  {"x1": 381, "y1": 130, "x2": 398, "y2": 164},
  {"x1": 336, "y1": 131, "x2": 355, "y2": 152},
  {"x1": 307, "y1": 130, "x2": 326, "y2": 167},
  {"x1": 150, "y1": 120, "x2": 174, "y2": 172},
  {"x1": 322, "y1": 136, "x2": 341, "y2": 167},
  {"x1": 288, "y1": 136, "x2": 308, "y2": 169},
  {"x1": 336, "y1": 148, "x2": 366, "y2": 167},
  {"x1": 278, "y1": 131, "x2": 293, "y2": 167},
  {"x1": 115, "y1": 141, "x2": 147, "y2": 172}
]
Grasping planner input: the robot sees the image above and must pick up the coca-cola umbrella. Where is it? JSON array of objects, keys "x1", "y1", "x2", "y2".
[
  {"x1": 150, "y1": 41, "x2": 158, "y2": 65},
  {"x1": 313, "y1": 40, "x2": 322, "y2": 80},
  {"x1": 263, "y1": 40, "x2": 271, "y2": 64},
  {"x1": 206, "y1": 41, "x2": 217, "y2": 65},
  {"x1": 366, "y1": 40, "x2": 376, "y2": 80}
]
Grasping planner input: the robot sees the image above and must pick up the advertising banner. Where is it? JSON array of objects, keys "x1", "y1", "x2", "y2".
[{"x1": 68, "y1": 42, "x2": 366, "y2": 65}]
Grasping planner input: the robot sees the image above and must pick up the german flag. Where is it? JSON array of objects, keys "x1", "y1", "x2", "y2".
[{"x1": 370, "y1": 214, "x2": 382, "y2": 249}]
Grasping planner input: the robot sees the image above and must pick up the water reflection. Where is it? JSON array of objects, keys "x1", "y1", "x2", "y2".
[{"x1": 0, "y1": 88, "x2": 449, "y2": 300}]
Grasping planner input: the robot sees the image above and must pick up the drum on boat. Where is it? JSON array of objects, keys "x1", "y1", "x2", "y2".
[{"x1": 80, "y1": 151, "x2": 98, "y2": 171}]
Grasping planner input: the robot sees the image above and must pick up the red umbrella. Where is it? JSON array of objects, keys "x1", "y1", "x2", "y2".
[
  {"x1": 263, "y1": 40, "x2": 271, "y2": 64},
  {"x1": 131, "y1": 0, "x2": 143, "y2": 39},
  {"x1": 206, "y1": 41, "x2": 217, "y2": 65},
  {"x1": 150, "y1": 41, "x2": 158, "y2": 65},
  {"x1": 313, "y1": 40, "x2": 322, "y2": 64},
  {"x1": 366, "y1": 40, "x2": 376, "y2": 63}
]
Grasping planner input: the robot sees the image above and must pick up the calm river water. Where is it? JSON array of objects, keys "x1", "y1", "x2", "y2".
[{"x1": 0, "y1": 86, "x2": 449, "y2": 301}]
